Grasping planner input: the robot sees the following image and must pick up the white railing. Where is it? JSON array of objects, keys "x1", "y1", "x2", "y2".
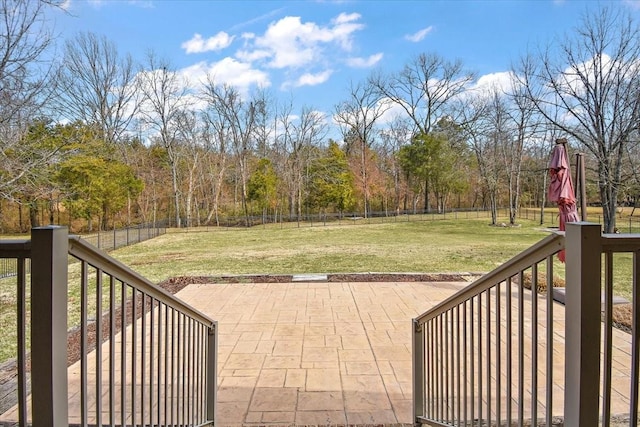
[{"x1": 0, "y1": 226, "x2": 217, "y2": 427}]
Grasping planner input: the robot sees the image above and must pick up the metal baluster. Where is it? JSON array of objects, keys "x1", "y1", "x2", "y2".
[
  {"x1": 95, "y1": 269, "x2": 103, "y2": 427},
  {"x1": 81, "y1": 261, "x2": 88, "y2": 427}
]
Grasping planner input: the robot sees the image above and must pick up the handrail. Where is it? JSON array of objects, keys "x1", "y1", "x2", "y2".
[
  {"x1": 0, "y1": 228, "x2": 217, "y2": 427},
  {"x1": 67, "y1": 235, "x2": 214, "y2": 327},
  {"x1": 414, "y1": 231, "x2": 564, "y2": 324},
  {"x1": 601, "y1": 233, "x2": 640, "y2": 252},
  {"x1": 0, "y1": 240, "x2": 31, "y2": 258}
]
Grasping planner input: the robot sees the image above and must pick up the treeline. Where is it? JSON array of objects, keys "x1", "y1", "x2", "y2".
[{"x1": 1, "y1": 2, "x2": 640, "y2": 233}]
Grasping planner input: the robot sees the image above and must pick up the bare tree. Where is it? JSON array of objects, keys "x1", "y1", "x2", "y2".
[
  {"x1": 56, "y1": 32, "x2": 140, "y2": 150},
  {"x1": 503, "y1": 81, "x2": 544, "y2": 225},
  {"x1": 200, "y1": 77, "x2": 260, "y2": 224},
  {"x1": 200, "y1": 103, "x2": 230, "y2": 227},
  {"x1": 137, "y1": 53, "x2": 189, "y2": 227},
  {"x1": 174, "y1": 110, "x2": 202, "y2": 227},
  {"x1": 334, "y1": 80, "x2": 389, "y2": 218},
  {"x1": 0, "y1": 0, "x2": 64, "y2": 198},
  {"x1": 253, "y1": 88, "x2": 274, "y2": 159},
  {"x1": 274, "y1": 100, "x2": 296, "y2": 218},
  {"x1": 370, "y1": 52, "x2": 475, "y2": 135},
  {"x1": 516, "y1": 6, "x2": 640, "y2": 232},
  {"x1": 378, "y1": 116, "x2": 412, "y2": 213},
  {"x1": 278, "y1": 105, "x2": 327, "y2": 222},
  {"x1": 457, "y1": 91, "x2": 503, "y2": 224}
]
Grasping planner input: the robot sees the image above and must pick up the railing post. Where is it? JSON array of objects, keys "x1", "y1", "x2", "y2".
[
  {"x1": 564, "y1": 222, "x2": 602, "y2": 427},
  {"x1": 206, "y1": 321, "x2": 218, "y2": 425},
  {"x1": 31, "y1": 226, "x2": 69, "y2": 427},
  {"x1": 412, "y1": 319, "x2": 425, "y2": 425}
]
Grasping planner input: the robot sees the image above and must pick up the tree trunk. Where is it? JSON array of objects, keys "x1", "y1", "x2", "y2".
[
  {"x1": 170, "y1": 162, "x2": 181, "y2": 228},
  {"x1": 424, "y1": 178, "x2": 430, "y2": 212},
  {"x1": 18, "y1": 203, "x2": 23, "y2": 233},
  {"x1": 127, "y1": 195, "x2": 131, "y2": 226},
  {"x1": 600, "y1": 176, "x2": 616, "y2": 233},
  {"x1": 101, "y1": 203, "x2": 109, "y2": 230},
  {"x1": 29, "y1": 201, "x2": 40, "y2": 228},
  {"x1": 361, "y1": 145, "x2": 368, "y2": 219},
  {"x1": 490, "y1": 192, "x2": 498, "y2": 225}
]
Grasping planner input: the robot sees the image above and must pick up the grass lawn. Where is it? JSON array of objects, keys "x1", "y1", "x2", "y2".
[
  {"x1": 111, "y1": 217, "x2": 552, "y2": 282},
  {"x1": 0, "y1": 214, "x2": 636, "y2": 364}
]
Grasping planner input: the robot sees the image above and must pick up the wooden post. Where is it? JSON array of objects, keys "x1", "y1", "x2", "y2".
[
  {"x1": 564, "y1": 222, "x2": 602, "y2": 427},
  {"x1": 31, "y1": 226, "x2": 69, "y2": 427}
]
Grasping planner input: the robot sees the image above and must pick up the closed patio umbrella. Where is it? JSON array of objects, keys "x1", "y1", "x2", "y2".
[{"x1": 548, "y1": 139, "x2": 580, "y2": 262}]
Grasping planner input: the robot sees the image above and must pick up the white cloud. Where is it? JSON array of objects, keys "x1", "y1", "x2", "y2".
[
  {"x1": 294, "y1": 70, "x2": 333, "y2": 87},
  {"x1": 405, "y1": 26, "x2": 434, "y2": 43},
  {"x1": 181, "y1": 32, "x2": 234, "y2": 54},
  {"x1": 378, "y1": 98, "x2": 409, "y2": 124},
  {"x1": 236, "y1": 48, "x2": 272, "y2": 62},
  {"x1": 471, "y1": 71, "x2": 516, "y2": 94},
  {"x1": 180, "y1": 58, "x2": 271, "y2": 94},
  {"x1": 245, "y1": 13, "x2": 366, "y2": 69},
  {"x1": 346, "y1": 53, "x2": 383, "y2": 68},
  {"x1": 254, "y1": 16, "x2": 327, "y2": 68},
  {"x1": 333, "y1": 12, "x2": 360, "y2": 25},
  {"x1": 173, "y1": 12, "x2": 370, "y2": 99},
  {"x1": 331, "y1": 12, "x2": 364, "y2": 51},
  {"x1": 557, "y1": 53, "x2": 634, "y2": 96}
]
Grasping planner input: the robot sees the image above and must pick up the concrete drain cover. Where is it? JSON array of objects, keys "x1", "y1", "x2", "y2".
[{"x1": 292, "y1": 274, "x2": 328, "y2": 282}]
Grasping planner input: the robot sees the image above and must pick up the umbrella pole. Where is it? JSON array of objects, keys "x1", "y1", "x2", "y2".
[{"x1": 575, "y1": 153, "x2": 587, "y2": 221}]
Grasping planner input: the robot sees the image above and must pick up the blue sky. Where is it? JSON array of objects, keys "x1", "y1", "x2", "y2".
[{"x1": 50, "y1": 0, "x2": 640, "y2": 130}]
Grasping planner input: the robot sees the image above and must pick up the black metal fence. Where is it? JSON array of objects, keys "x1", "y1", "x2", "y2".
[
  {"x1": 79, "y1": 220, "x2": 168, "y2": 252},
  {"x1": 519, "y1": 207, "x2": 640, "y2": 233},
  {"x1": 0, "y1": 222, "x2": 167, "y2": 279},
  {"x1": 169, "y1": 208, "x2": 516, "y2": 230}
]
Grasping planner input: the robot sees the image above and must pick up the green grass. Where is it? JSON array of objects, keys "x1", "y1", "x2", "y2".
[
  {"x1": 111, "y1": 217, "x2": 551, "y2": 282},
  {"x1": 3, "y1": 215, "x2": 634, "y2": 364}
]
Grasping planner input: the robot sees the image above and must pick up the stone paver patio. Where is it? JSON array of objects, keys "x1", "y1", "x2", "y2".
[
  {"x1": 178, "y1": 280, "x2": 467, "y2": 425},
  {"x1": 1, "y1": 279, "x2": 635, "y2": 426}
]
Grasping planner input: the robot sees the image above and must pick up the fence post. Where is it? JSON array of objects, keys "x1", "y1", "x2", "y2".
[
  {"x1": 564, "y1": 222, "x2": 602, "y2": 427},
  {"x1": 206, "y1": 321, "x2": 218, "y2": 424},
  {"x1": 31, "y1": 226, "x2": 69, "y2": 427}
]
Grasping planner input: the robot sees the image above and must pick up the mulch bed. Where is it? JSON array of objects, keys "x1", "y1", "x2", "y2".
[{"x1": 163, "y1": 272, "x2": 478, "y2": 285}]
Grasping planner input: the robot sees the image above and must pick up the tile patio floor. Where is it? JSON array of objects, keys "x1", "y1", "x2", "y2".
[
  {"x1": 0, "y1": 280, "x2": 635, "y2": 426},
  {"x1": 178, "y1": 280, "x2": 468, "y2": 425}
]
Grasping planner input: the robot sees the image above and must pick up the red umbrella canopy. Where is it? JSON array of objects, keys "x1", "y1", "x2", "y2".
[{"x1": 548, "y1": 142, "x2": 580, "y2": 262}]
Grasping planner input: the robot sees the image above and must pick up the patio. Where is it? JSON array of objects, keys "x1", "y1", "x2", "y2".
[
  {"x1": 176, "y1": 278, "x2": 638, "y2": 425},
  {"x1": 179, "y1": 279, "x2": 468, "y2": 425},
  {"x1": 0, "y1": 277, "x2": 635, "y2": 425},
  {"x1": 1, "y1": 226, "x2": 638, "y2": 426}
]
